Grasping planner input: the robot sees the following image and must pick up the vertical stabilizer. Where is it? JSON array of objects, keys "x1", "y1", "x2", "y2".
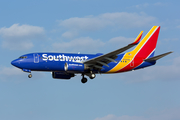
[
  {"x1": 131, "y1": 26, "x2": 160, "y2": 59},
  {"x1": 115, "y1": 26, "x2": 161, "y2": 73}
]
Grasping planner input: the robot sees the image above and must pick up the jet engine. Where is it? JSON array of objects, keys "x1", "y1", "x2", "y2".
[{"x1": 64, "y1": 63, "x2": 89, "y2": 72}]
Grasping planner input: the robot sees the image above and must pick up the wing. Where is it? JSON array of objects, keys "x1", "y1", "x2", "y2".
[{"x1": 83, "y1": 31, "x2": 143, "y2": 69}]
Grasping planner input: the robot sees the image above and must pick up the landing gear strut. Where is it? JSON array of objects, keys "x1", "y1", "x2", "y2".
[
  {"x1": 28, "y1": 74, "x2": 32, "y2": 78},
  {"x1": 81, "y1": 74, "x2": 87, "y2": 83}
]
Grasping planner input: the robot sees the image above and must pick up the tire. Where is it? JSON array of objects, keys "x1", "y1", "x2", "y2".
[
  {"x1": 81, "y1": 77, "x2": 87, "y2": 83},
  {"x1": 28, "y1": 74, "x2": 32, "y2": 78}
]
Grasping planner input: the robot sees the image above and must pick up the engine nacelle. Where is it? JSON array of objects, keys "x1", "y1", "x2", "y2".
[
  {"x1": 64, "y1": 63, "x2": 88, "y2": 72},
  {"x1": 52, "y1": 72, "x2": 74, "y2": 79}
]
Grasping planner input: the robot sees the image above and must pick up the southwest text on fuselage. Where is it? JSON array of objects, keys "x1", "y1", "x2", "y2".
[{"x1": 42, "y1": 54, "x2": 88, "y2": 62}]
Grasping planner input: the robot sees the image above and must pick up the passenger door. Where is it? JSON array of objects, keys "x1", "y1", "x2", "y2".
[{"x1": 34, "y1": 54, "x2": 39, "y2": 63}]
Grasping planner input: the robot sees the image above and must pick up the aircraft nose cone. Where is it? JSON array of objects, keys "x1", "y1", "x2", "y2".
[{"x1": 11, "y1": 59, "x2": 19, "y2": 67}]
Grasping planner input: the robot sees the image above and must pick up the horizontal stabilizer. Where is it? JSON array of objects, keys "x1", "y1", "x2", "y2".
[{"x1": 144, "y1": 51, "x2": 173, "y2": 62}]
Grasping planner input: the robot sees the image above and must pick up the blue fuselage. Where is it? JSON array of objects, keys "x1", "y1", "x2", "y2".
[{"x1": 11, "y1": 53, "x2": 125, "y2": 73}]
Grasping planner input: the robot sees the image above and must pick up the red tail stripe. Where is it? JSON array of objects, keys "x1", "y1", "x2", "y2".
[{"x1": 116, "y1": 26, "x2": 160, "y2": 73}]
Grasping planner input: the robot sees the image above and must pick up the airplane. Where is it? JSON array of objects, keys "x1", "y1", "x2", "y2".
[{"x1": 11, "y1": 26, "x2": 172, "y2": 83}]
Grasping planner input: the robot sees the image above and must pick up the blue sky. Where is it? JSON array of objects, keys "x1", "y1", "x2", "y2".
[{"x1": 0, "y1": 0, "x2": 180, "y2": 120}]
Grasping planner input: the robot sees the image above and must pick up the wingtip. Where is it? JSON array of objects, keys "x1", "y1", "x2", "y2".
[
  {"x1": 166, "y1": 51, "x2": 173, "y2": 54},
  {"x1": 130, "y1": 31, "x2": 143, "y2": 45},
  {"x1": 169, "y1": 51, "x2": 174, "y2": 54}
]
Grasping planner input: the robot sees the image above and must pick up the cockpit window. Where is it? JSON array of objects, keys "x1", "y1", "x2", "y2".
[{"x1": 19, "y1": 56, "x2": 27, "y2": 59}]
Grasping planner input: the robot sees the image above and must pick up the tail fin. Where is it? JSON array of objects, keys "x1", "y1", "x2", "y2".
[{"x1": 131, "y1": 26, "x2": 160, "y2": 59}]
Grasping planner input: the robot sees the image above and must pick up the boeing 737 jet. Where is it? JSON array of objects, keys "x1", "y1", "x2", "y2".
[{"x1": 11, "y1": 26, "x2": 172, "y2": 83}]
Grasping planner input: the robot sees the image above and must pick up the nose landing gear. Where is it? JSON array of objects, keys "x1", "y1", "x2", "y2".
[
  {"x1": 28, "y1": 74, "x2": 32, "y2": 78},
  {"x1": 22, "y1": 69, "x2": 32, "y2": 78}
]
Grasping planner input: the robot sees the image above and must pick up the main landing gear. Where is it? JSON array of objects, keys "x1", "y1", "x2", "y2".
[
  {"x1": 89, "y1": 73, "x2": 96, "y2": 79},
  {"x1": 81, "y1": 72, "x2": 96, "y2": 84},
  {"x1": 81, "y1": 77, "x2": 88, "y2": 84}
]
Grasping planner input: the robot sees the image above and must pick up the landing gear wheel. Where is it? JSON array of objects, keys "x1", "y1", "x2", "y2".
[
  {"x1": 81, "y1": 77, "x2": 87, "y2": 83},
  {"x1": 90, "y1": 73, "x2": 96, "y2": 79},
  {"x1": 28, "y1": 74, "x2": 32, "y2": 78}
]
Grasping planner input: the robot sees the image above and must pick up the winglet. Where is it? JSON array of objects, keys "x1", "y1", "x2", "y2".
[{"x1": 129, "y1": 31, "x2": 143, "y2": 45}]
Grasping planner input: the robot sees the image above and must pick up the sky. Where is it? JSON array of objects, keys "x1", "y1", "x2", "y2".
[{"x1": 0, "y1": 0, "x2": 180, "y2": 120}]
